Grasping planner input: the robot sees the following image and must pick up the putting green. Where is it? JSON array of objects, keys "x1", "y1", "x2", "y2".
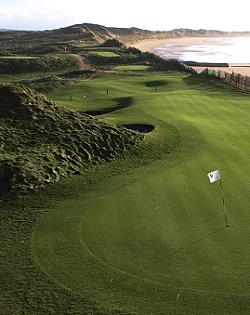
[
  {"x1": 114, "y1": 65, "x2": 151, "y2": 71},
  {"x1": 32, "y1": 72, "x2": 250, "y2": 314},
  {"x1": 88, "y1": 51, "x2": 120, "y2": 57}
]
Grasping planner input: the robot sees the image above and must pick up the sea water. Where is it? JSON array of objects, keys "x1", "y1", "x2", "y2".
[{"x1": 154, "y1": 37, "x2": 250, "y2": 63}]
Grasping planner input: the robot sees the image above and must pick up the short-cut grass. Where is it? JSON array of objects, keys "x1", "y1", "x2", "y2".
[
  {"x1": 115, "y1": 65, "x2": 151, "y2": 71},
  {"x1": 30, "y1": 71, "x2": 250, "y2": 314},
  {"x1": 88, "y1": 51, "x2": 120, "y2": 58}
]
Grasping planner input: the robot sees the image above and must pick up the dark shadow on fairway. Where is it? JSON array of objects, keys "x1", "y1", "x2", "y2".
[
  {"x1": 80, "y1": 96, "x2": 134, "y2": 116},
  {"x1": 120, "y1": 123, "x2": 155, "y2": 133},
  {"x1": 145, "y1": 80, "x2": 168, "y2": 88}
]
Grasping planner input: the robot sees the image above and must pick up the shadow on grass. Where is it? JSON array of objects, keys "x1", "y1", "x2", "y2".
[
  {"x1": 145, "y1": 80, "x2": 168, "y2": 88},
  {"x1": 81, "y1": 96, "x2": 134, "y2": 116}
]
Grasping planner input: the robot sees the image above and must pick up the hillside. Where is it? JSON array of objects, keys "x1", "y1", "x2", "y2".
[
  {"x1": 0, "y1": 85, "x2": 143, "y2": 195},
  {"x1": 2, "y1": 48, "x2": 250, "y2": 314},
  {"x1": 1, "y1": 23, "x2": 250, "y2": 50}
]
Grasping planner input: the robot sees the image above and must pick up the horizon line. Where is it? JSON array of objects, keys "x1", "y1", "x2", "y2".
[{"x1": 1, "y1": 22, "x2": 250, "y2": 33}]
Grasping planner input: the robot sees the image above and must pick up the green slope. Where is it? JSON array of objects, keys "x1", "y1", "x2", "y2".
[
  {"x1": 32, "y1": 72, "x2": 250, "y2": 314},
  {"x1": 0, "y1": 85, "x2": 143, "y2": 195}
]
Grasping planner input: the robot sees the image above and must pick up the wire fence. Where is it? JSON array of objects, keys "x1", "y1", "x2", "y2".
[{"x1": 198, "y1": 68, "x2": 250, "y2": 91}]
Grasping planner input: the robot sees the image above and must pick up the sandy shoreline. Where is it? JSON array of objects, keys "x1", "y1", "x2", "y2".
[
  {"x1": 133, "y1": 38, "x2": 171, "y2": 52},
  {"x1": 133, "y1": 37, "x2": 250, "y2": 76},
  {"x1": 133, "y1": 37, "x2": 223, "y2": 52}
]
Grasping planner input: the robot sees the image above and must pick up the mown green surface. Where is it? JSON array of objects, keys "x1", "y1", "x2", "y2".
[
  {"x1": 114, "y1": 65, "x2": 151, "y2": 71},
  {"x1": 31, "y1": 72, "x2": 250, "y2": 314},
  {"x1": 88, "y1": 51, "x2": 120, "y2": 57},
  {"x1": 47, "y1": 72, "x2": 182, "y2": 112},
  {"x1": 71, "y1": 43, "x2": 100, "y2": 48}
]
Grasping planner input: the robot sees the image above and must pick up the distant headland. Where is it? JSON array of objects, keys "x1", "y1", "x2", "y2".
[{"x1": 1, "y1": 22, "x2": 250, "y2": 49}]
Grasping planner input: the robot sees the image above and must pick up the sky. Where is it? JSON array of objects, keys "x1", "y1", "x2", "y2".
[{"x1": 1, "y1": 0, "x2": 250, "y2": 31}]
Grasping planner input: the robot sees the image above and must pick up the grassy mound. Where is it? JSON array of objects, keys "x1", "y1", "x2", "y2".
[
  {"x1": 0, "y1": 55, "x2": 79, "y2": 74},
  {"x1": 0, "y1": 85, "x2": 143, "y2": 195},
  {"x1": 100, "y1": 39, "x2": 125, "y2": 48}
]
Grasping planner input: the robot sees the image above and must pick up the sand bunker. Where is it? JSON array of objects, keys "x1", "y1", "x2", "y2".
[{"x1": 120, "y1": 123, "x2": 155, "y2": 133}]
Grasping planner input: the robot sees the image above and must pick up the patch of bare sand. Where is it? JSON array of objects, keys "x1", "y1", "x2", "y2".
[{"x1": 133, "y1": 38, "x2": 171, "y2": 52}]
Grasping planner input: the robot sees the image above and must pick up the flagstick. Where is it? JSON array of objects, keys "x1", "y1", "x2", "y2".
[{"x1": 219, "y1": 179, "x2": 229, "y2": 227}]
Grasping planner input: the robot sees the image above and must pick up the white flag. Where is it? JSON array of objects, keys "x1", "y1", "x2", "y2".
[{"x1": 207, "y1": 169, "x2": 221, "y2": 183}]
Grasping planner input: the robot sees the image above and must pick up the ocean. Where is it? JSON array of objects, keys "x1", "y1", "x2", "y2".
[{"x1": 154, "y1": 37, "x2": 250, "y2": 63}]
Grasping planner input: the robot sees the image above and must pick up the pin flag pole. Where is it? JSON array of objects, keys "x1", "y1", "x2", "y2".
[
  {"x1": 219, "y1": 178, "x2": 229, "y2": 227},
  {"x1": 208, "y1": 169, "x2": 229, "y2": 228}
]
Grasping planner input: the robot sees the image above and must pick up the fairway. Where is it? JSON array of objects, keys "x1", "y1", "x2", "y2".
[
  {"x1": 32, "y1": 72, "x2": 250, "y2": 314},
  {"x1": 114, "y1": 65, "x2": 152, "y2": 71},
  {"x1": 88, "y1": 51, "x2": 120, "y2": 57}
]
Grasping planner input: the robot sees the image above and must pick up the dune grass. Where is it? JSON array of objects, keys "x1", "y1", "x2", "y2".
[
  {"x1": 0, "y1": 56, "x2": 37, "y2": 59},
  {"x1": 28, "y1": 71, "x2": 250, "y2": 314},
  {"x1": 0, "y1": 72, "x2": 59, "y2": 83}
]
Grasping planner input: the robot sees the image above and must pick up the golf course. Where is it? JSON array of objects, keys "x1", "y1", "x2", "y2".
[{"x1": 29, "y1": 71, "x2": 250, "y2": 314}]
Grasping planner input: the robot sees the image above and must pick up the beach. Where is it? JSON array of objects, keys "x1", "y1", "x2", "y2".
[
  {"x1": 133, "y1": 37, "x2": 222, "y2": 52},
  {"x1": 133, "y1": 37, "x2": 250, "y2": 76}
]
